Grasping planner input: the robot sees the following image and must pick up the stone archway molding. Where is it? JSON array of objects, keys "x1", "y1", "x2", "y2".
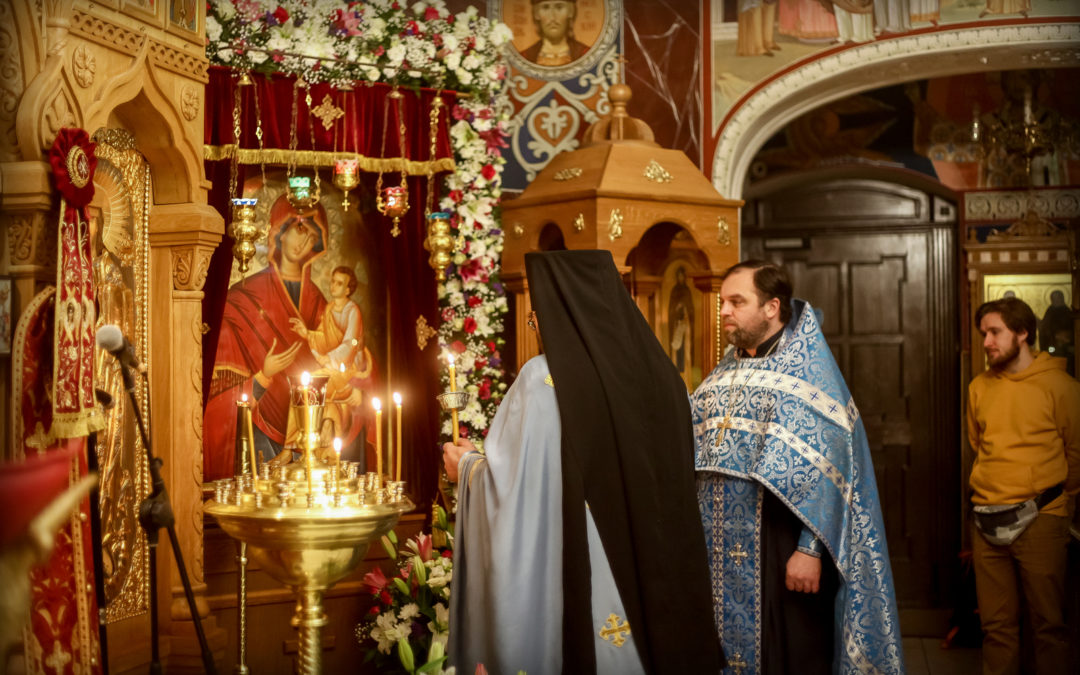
[{"x1": 712, "y1": 21, "x2": 1080, "y2": 201}]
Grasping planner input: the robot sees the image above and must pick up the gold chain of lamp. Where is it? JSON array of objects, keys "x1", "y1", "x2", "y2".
[
  {"x1": 286, "y1": 78, "x2": 321, "y2": 209},
  {"x1": 423, "y1": 92, "x2": 453, "y2": 281},
  {"x1": 332, "y1": 85, "x2": 359, "y2": 210},
  {"x1": 230, "y1": 73, "x2": 258, "y2": 274},
  {"x1": 375, "y1": 86, "x2": 409, "y2": 236}
]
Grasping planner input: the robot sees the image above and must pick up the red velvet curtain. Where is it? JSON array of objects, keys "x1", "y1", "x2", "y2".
[{"x1": 202, "y1": 66, "x2": 456, "y2": 511}]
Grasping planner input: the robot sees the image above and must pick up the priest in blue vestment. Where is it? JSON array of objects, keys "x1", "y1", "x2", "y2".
[
  {"x1": 444, "y1": 250, "x2": 725, "y2": 675},
  {"x1": 692, "y1": 260, "x2": 904, "y2": 675}
]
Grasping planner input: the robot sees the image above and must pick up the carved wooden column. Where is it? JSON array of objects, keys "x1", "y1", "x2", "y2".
[
  {"x1": 692, "y1": 273, "x2": 726, "y2": 377},
  {"x1": 0, "y1": 162, "x2": 54, "y2": 459},
  {"x1": 148, "y1": 203, "x2": 226, "y2": 671},
  {"x1": 502, "y1": 272, "x2": 537, "y2": 373}
]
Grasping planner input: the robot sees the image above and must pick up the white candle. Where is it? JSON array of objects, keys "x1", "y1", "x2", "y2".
[
  {"x1": 393, "y1": 392, "x2": 403, "y2": 481},
  {"x1": 372, "y1": 397, "x2": 382, "y2": 478}
]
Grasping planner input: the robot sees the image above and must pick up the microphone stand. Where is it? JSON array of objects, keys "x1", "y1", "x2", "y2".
[{"x1": 120, "y1": 365, "x2": 217, "y2": 674}]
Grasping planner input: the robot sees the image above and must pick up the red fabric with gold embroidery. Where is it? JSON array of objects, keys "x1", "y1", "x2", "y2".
[
  {"x1": 12, "y1": 260, "x2": 103, "y2": 674},
  {"x1": 48, "y1": 129, "x2": 104, "y2": 439}
]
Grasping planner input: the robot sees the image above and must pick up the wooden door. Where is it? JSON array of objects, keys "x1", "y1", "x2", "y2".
[{"x1": 743, "y1": 177, "x2": 959, "y2": 624}]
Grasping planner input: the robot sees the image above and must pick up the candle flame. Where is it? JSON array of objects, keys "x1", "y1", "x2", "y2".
[
  {"x1": 301, "y1": 371, "x2": 311, "y2": 386},
  {"x1": 340, "y1": 362, "x2": 346, "y2": 373},
  {"x1": 241, "y1": 393, "x2": 248, "y2": 402},
  {"x1": 372, "y1": 397, "x2": 381, "y2": 411},
  {"x1": 333, "y1": 437, "x2": 342, "y2": 453},
  {"x1": 447, "y1": 354, "x2": 455, "y2": 366},
  {"x1": 393, "y1": 392, "x2": 402, "y2": 405}
]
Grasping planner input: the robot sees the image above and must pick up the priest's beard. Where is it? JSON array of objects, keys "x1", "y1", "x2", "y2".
[
  {"x1": 987, "y1": 336, "x2": 1022, "y2": 370},
  {"x1": 726, "y1": 316, "x2": 772, "y2": 352}
]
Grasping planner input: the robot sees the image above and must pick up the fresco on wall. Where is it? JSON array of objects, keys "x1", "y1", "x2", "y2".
[
  {"x1": 708, "y1": 0, "x2": 1080, "y2": 130},
  {"x1": 492, "y1": 0, "x2": 622, "y2": 188},
  {"x1": 745, "y1": 69, "x2": 1079, "y2": 191}
]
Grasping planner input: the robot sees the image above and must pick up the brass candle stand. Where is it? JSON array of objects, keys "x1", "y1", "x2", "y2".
[
  {"x1": 207, "y1": 378, "x2": 411, "y2": 675},
  {"x1": 435, "y1": 390, "x2": 473, "y2": 512}
]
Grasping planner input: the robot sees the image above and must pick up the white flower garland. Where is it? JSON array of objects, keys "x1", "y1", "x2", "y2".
[{"x1": 207, "y1": 0, "x2": 512, "y2": 439}]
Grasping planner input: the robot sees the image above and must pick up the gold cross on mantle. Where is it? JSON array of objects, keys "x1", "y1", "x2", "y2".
[
  {"x1": 311, "y1": 94, "x2": 344, "y2": 130},
  {"x1": 714, "y1": 415, "x2": 734, "y2": 446},
  {"x1": 728, "y1": 651, "x2": 748, "y2": 675},
  {"x1": 729, "y1": 542, "x2": 749, "y2": 565},
  {"x1": 599, "y1": 613, "x2": 631, "y2": 647}
]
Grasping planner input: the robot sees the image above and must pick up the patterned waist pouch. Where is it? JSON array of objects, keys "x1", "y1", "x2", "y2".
[{"x1": 973, "y1": 483, "x2": 1064, "y2": 546}]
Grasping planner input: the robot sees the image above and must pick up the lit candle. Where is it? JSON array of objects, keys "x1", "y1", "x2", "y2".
[
  {"x1": 447, "y1": 355, "x2": 460, "y2": 444},
  {"x1": 333, "y1": 437, "x2": 343, "y2": 492},
  {"x1": 372, "y1": 397, "x2": 383, "y2": 478},
  {"x1": 240, "y1": 393, "x2": 258, "y2": 479},
  {"x1": 300, "y1": 370, "x2": 312, "y2": 405},
  {"x1": 306, "y1": 433, "x2": 316, "y2": 499},
  {"x1": 393, "y1": 392, "x2": 403, "y2": 481},
  {"x1": 1023, "y1": 86, "x2": 1033, "y2": 124}
]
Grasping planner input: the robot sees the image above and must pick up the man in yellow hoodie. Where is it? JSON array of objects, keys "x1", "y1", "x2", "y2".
[{"x1": 968, "y1": 296, "x2": 1080, "y2": 675}]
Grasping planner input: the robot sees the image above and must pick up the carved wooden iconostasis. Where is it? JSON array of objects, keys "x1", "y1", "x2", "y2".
[
  {"x1": 962, "y1": 190, "x2": 1078, "y2": 377},
  {"x1": 1, "y1": 1, "x2": 225, "y2": 672},
  {"x1": 88, "y1": 129, "x2": 152, "y2": 627},
  {"x1": 502, "y1": 84, "x2": 741, "y2": 384}
]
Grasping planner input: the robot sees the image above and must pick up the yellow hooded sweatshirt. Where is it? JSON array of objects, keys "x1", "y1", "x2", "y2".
[{"x1": 967, "y1": 351, "x2": 1080, "y2": 516}]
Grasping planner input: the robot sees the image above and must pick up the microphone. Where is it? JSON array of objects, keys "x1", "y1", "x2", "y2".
[{"x1": 96, "y1": 325, "x2": 146, "y2": 390}]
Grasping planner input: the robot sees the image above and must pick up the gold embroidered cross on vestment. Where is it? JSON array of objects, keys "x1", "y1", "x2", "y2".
[
  {"x1": 728, "y1": 542, "x2": 749, "y2": 565},
  {"x1": 728, "y1": 651, "x2": 748, "y2": 675},
  {"x1": 713, "y1": 338, "x2": 780, "y2": 447},
  {"x1": 599, "y1": 613, "x2": 631, "y2": 647}
]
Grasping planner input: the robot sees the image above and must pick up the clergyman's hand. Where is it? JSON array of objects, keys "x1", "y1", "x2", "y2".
[
  {"x1": 262, "y1": 338, "x2": 302, "y2": 380},
  {"x1": 785, "y1": 550, "x2": 822, "y2": 593},
  {"x1": 442, "y1": 438, "x2": 477, "y2": 483}
]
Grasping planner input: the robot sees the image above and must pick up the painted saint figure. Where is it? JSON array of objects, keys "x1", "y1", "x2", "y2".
[
  {"x1": 204, "y1": 196, "x2": 369, "y2": 478},
  {"x1": 520, "y1": 0, "x2": 589, "y2": 66}
]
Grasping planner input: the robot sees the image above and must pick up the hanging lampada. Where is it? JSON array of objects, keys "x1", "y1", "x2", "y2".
[
  {"x1": 230, "y1": 198, "x2": 259, "y2": 274},
  {"x1": 375, "y1": 88, "x2": 410, "y2": 237},
  {"x1": 333, "y1": 159, "x2": 359, "y2": 210},
  {"x1": 287, "y1": 175, "x2": 320, "y2": 210},
  {"x1": 424, "y1": 211, "x2": 453, "y2": 281}
]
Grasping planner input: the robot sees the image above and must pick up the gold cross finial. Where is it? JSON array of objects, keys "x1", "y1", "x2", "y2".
[
  {"x1": 599, "y1": 613, "x2": 631, "y2": 647},
  {"x1": 614, "y1": 52, "x2": 629, "y2": 83},
  {"x1": 311, "y1": 94, "x2": 344, "y2": 131}
]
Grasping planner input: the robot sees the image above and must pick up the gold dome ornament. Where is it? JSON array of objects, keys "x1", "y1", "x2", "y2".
[
  {"x1": 423, "y1": 211, "x2": 454, "y2": 280},
  {"x1": 230, "y1": 198, "x2": 259, "y2": 274}
]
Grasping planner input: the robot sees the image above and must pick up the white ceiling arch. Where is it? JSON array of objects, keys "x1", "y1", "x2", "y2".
[{"x1": 711, "y1": 22, "x2": 1080, "y2": 201}]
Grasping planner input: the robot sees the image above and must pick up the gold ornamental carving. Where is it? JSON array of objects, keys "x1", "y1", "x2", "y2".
[
  {"x1": 553, "y1": 167, "x2": 583, "y2": 181},
  {"x1": 643, "y1": 159, "x2": 672, "y2": 183},
  {"x1": 0, "y1": 0, "x2": 21, "y2": 160},
  {"x1": 91, "y1": 134, "x2": 154, "y2": 624},
  {"x1": 717, "y1": 217, "x2": 732, "y2": 246},
  {"x1": 93, "y1": 127, "x2": 138, "y2": 151},
  {"x1": 42, "y1": 88, "x2": 77, "y2": 149},
  {"x1": 70, "y1": 9, "x2": 210, "y2": 82},
  {"x1": 511, "y1": 222, "x2": 525, "y2": 239},
  {"x1": 573, "y1": 213, "x2": 585, "y2": 232},
  {"x1": 986, "y1": 210, "x2": 1063, "y2": 240},
  {"x1": 181, "y1": 85, "x2": 199, "y2": 121},
  {"x1": 72, "y1": 44, "x2": 96, "y2": 88},
  {"x1": 311, "y1": 94, "x2": 344, "y2": 131},
  {"x1": 608, "y1": 208, "x2": 624, "y2": 242},
  {"x1": 416, "y1": 315, "x2": 438, "y2": 350},
  {"x1": 171, "y1": 246, "x2": 213, "y2": 292}
]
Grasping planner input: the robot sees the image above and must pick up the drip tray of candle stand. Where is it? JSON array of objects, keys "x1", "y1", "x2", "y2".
[{"x1": 206, "y1": 459, "x2": 412, "y2": 675}]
